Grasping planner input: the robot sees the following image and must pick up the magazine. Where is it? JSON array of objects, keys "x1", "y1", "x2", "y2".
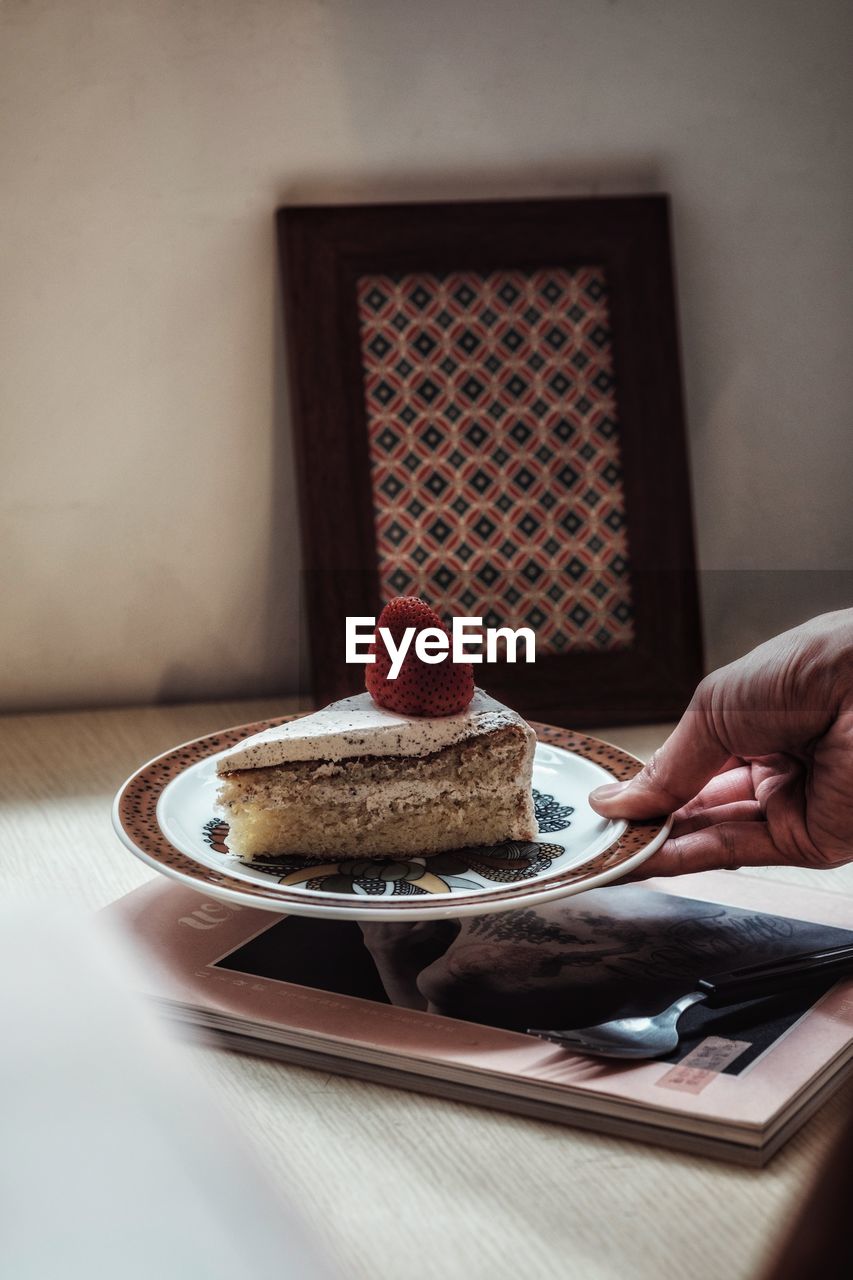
[{"x1": 104, "y1": 871, "x2": 853, "y2": 1165}]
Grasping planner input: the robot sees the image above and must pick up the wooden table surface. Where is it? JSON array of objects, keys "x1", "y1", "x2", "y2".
[{"x1": 2, "y1": 697, "x2": 852, "y2": 1280}]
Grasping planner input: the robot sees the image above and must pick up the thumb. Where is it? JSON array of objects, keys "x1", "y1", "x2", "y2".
[{"x1": 589, "y1": 685, "x2": 731, "y2": 819}]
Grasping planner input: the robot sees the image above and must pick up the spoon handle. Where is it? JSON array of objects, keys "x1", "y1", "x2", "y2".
[{"x1": 697, "y1": 941, "x2": 853, "y2": 1007}]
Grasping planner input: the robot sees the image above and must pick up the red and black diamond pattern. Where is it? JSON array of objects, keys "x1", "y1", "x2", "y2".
[{"x1": 356, "y1": 267, "x2": 634, "y2": 654}]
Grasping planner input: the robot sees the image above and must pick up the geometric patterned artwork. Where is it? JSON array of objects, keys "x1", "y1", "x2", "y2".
[{"x1": 356, "y1": 266, "x2": 635, "y2": 654}]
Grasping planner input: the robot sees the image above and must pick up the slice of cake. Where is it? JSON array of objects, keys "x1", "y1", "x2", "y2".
[
  {"x1": 217, "y1": 596, "x2": 539, "y2": 861},
  {"x1": 215, "y1": 689, "x2": 538, "y2": 860}
]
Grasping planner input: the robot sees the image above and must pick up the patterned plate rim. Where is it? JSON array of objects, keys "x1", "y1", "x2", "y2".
[{"x1": 112, "y1": 717, "x2": 670, "y2": 917}]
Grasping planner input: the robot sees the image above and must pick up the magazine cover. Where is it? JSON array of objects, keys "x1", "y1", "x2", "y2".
[{"x1": 107, "y1": 870, "x2": 853, "y2": 1164}]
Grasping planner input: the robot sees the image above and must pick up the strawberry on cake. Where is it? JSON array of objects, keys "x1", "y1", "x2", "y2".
[{"x1": 216, "y1": 598, "x2": 538, "y2": 861}]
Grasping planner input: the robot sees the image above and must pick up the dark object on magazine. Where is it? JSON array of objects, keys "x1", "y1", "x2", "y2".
[
  {"x1": 277, "y1": 195, "x2": 702, "y2": 726},
  {"x1": 529, "y1": 942, "x2": 853, "y2": 1058}
]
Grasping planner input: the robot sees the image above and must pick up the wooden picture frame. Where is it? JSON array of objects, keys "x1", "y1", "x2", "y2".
[{"x1": 277, "y1": 195, "x2": 703, "y2": 727}]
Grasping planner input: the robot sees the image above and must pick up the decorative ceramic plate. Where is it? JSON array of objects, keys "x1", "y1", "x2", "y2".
[{"x1": 112, "y1": 718, "x2": 670, "y2": 921}]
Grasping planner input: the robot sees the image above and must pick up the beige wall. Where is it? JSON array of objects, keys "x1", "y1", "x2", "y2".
[{"x1": 2, "y1": 0, "x2": 851, "y2": 712}]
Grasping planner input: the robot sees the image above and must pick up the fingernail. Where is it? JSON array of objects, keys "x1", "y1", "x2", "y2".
[{"x1": 589, "y1": 780, "x2": 630, "y2": 803}]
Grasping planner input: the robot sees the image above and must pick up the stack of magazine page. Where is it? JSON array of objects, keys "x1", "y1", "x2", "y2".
[{"x1": 105, "y1": 870, "x2": 853, "y2": 1165}]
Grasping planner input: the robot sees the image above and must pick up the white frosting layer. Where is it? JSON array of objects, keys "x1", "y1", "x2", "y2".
[{"x1": 216, "y1": 689, "x2": 534, "y2": 771}]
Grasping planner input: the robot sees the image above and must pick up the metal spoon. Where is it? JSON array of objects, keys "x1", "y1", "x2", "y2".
[{"x1": 528, "y1": 940, "x2": 853, "y2": 1059}]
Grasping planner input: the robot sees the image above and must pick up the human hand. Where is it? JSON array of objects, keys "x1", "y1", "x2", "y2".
[{"x1": 589, "y1": 610, "x2": 853, "y2": 877}]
